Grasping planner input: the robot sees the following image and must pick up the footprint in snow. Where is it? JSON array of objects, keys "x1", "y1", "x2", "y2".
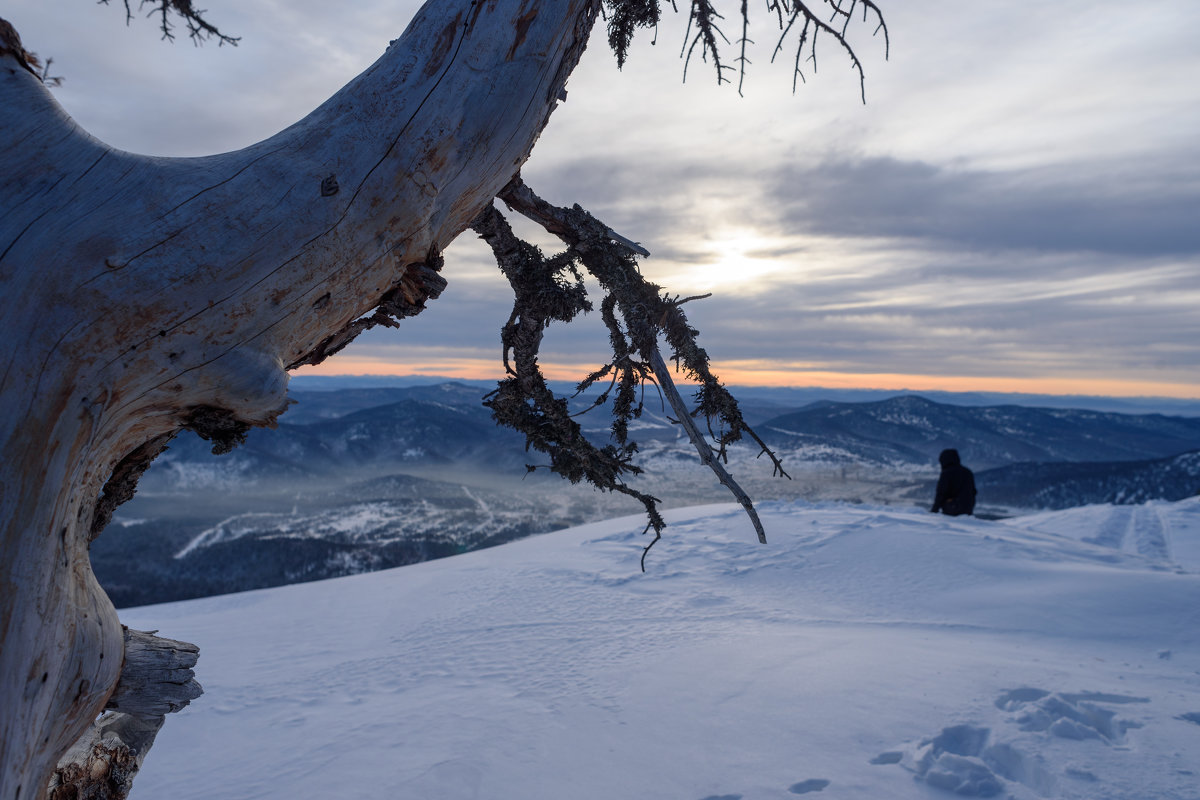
[
  {"x1": 906, "y1": 689, "x2": 1151, "y2": 797},
  {"x1": 911, "y1": 725, "x2": 1011, "y2": 798},
  {"x1": 996, "y1": 688, "x2": 1147, "y2": 744},
  {"x1": 1177, "y1": 712, "x2": 1200, "y2": 726},
  {"x1": 787, "y1": 779, "x2": 830, "y2": 794}
]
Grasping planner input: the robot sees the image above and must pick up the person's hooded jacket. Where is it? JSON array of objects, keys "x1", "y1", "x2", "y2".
[{"x1": 931, "y1": 448, "x2": 976, "y2": 516}]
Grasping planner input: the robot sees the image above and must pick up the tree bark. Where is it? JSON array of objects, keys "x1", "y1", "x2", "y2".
[
  {"x1": 103, "y1": 628, "x2": 203, "y2": 718},
  {"x1": 45, "y1": 713, "x2": 165, "y2": 800},
  {"x1": 0, "y1": 1, "x2": 598, "y2": 797},
  {"x1": 46, "y1": 628, "x2": 201, "y2": 800}
]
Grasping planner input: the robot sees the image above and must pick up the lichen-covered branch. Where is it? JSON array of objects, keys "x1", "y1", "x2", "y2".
[
  {"x1": 472, "y1": 177, "x2": 789, "y2": 567},
  {"x1": 499, "y1": 177, "x2": 787, "y2": 472},
  {"x1": 470, "y1": 203, "x2": 667, "y2": 558}
]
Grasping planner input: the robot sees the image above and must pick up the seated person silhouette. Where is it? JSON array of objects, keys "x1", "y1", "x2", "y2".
[{"x1": 931, "y1": 448, "x2": 976, "y2": 516}]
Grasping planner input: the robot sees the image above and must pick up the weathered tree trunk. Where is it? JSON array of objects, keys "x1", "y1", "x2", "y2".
[
  {"x1": 46, "y1": 628, "x2": 202, "y2": 800},
  {"x1": 0, "y1": 1, "x2": 598, "y2": 797}
]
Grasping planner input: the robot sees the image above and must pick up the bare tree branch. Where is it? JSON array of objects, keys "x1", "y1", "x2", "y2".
[
  {"x1": 650, "y1": 349, "x2": 768, "y2": 543},
  {"x1": 98, "y1": 0, "x2": 239, "y2": 46},
  {"x1": 605, "y1": 0, "x2": 887, "y2": 98}
]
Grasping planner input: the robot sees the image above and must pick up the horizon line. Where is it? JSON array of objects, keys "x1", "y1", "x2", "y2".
[{"x1": 289, "y1": 360, "x2": 1200, "y2": 402}]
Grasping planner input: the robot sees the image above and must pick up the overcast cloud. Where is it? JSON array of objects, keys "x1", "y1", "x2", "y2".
[{"x1": 5, "y1": 0, "x2": 1198, "y2": 397}]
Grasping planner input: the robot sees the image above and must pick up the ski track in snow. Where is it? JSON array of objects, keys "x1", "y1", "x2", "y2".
[
  {"x1": 1133, "y1": 505, "x2": 1171, "y2": 562},
  {"x1": 122, "y1": 499, "x2": 1200, "y2": 800},
  {"x1": 1082, "y1": 505, "x2": 1133, "y2": 551},
  {"x1": 1083, "y1": 504, "x2": 1171, "y2": 562},
  {"x1": 1019, "y1": 500, "x2": 1192, "y2": 571}
]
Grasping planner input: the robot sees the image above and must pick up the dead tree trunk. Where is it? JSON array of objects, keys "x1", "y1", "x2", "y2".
[
  {"x1": 0, "y1": 1, "x2": 597, "y2": 797},
  {"x1": 46, "y1": 628, "x2": 202, "y2": 800}
]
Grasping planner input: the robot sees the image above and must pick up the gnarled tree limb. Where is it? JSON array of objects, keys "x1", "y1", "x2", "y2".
[{"x1": 477, "y1": 177, "x2": 789, "y2": 567}]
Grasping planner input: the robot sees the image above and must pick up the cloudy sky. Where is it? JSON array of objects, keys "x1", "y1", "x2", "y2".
[{"x1": 7, "y1": 0, "x2": 1199, "y2": 398}]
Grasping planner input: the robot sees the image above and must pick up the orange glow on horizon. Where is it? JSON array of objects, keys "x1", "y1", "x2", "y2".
[{"x1": 291, "y1": 357, "x2": 1200, "y2": 401}]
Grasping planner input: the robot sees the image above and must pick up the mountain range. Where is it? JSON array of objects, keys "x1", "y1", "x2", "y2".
[
  {"x1": 142, "y1": 386, "x2": 1200, "y2": 487},
  {"x1": 95, "y1": 383, "x2": 1200, "y2": 606},
  {"x1": 758, "y1": 394, "x2": 1200, "y2": 469},
  {"x1": 975, "y1": 450, "x2": 1200, "y2": 510}
]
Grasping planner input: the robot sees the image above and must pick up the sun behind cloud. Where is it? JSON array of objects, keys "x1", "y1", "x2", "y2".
[{"x1": 654, "y1": 228, "x2": 797, "y2": 294}]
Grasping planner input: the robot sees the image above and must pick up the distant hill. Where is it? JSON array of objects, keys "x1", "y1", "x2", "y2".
[
  {"x1": 142, "y1": 382, "x2": 530, "y2": 492},
  {"x1": 282, "y1": 383, "x2": 492, "y2": 424},
  {"x1": 974, "y1": 450, "x2": 1200, "y2": 511},
  {"x1": 757, "y1": 395, "x2": 1200, "y2": 469}
]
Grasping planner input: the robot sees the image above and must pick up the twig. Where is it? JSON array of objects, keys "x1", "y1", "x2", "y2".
[{"x1": 100, "y1": 0, "x2": 240, "y2": 46}]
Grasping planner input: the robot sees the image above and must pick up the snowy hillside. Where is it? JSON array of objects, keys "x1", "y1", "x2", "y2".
[
  {"x1": 977, "y1": 451, "x2": 1200, "y2": 511},
  {"x1": 121, "y1": 500, "x2": 1200, "y2": 800}
]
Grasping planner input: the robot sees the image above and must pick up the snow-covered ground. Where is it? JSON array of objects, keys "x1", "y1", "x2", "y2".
[{"x1": 123, "y1": 499, "x2": 1200, "y2": 800}]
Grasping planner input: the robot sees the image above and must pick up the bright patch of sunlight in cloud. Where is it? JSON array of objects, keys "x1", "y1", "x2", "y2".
[{"x1": 656, "y1": 229, "x2": 797, "y2": 294}]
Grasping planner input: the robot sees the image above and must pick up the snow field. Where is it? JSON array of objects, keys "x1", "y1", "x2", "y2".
[{"x1": 122, "y1": 499, "x2": 1200, "y2": 799}]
